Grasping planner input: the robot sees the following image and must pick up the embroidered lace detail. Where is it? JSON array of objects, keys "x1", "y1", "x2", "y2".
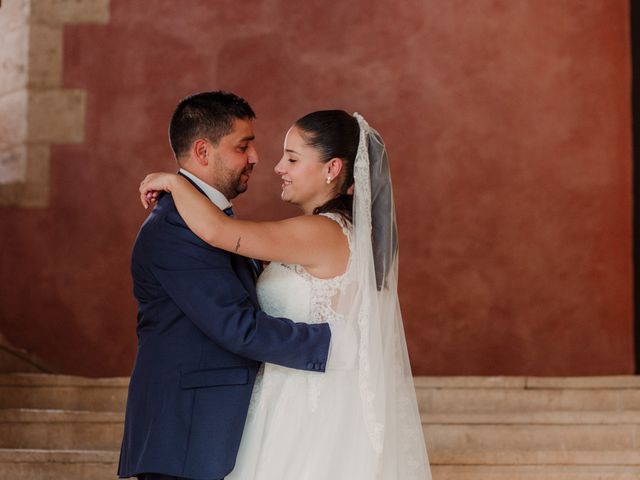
[
  {"x1": 353, "y1": 114, "x2": 384, "y2": 453},
  {"x1": 293, "y1": 212, "x2": 353, "y2": 322},
  {"x1": 290, "y1": 212, "x2": 354, "y2": 411},
  {"x1": 246, "y1": 364, "x2": 264, "y2": 421},
  {"x1": 255, "y1": 212, "x2": 354, "y2": 413}
]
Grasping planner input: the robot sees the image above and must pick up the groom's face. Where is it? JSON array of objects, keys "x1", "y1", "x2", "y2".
[{"x1": 208, "y1": 118, "x2": 258, "y2": 199}]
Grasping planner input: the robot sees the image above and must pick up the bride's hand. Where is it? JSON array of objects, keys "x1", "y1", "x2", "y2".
[{"x1": 139, "y1": 172, "x2": 179, "y2": 209}]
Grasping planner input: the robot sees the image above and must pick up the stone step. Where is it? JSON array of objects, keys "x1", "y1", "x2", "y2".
[
  {"x1": 415, "y1": 376, "x2": 640, "y2": 413},
  {"x1": 424, "y1": 410, "x2": 640, "y2": 454},
  {"x1": 423, "y1": 410, "x2": 640, "y2": 424},
  {"x1": 3, "y1": 448, "x2": 640, "y2": 466},
  {"x1": 0, "y1": 374, "x2": 128, "y2": 411},
  {"x1": 2, "y1": 408, "x2": 639, "y2": 452},
  {"x1": 429, "y1": 465, "x2": 640, "y2": 479},
  {"x1": 417, "y1": 387, "x2": 640, "y2": 414},
  {"x1": 430, "y1": 450, "x2": 640, "y2": 465},
  {"x1": 424, "y1": 424, "x2": 640, "y2": 453},
  {"x1": 0, "y1": 449, "x2": 117, "y2": 480},
  {"x1": 414, "y1": 376, "x2": 640, "y2": 390},
  {"x1": 0, "y1": 410, "x2": 123, "y2": 450},
  {"x1": 2, "y1": 374, "x2": 640, "y2": 414},
  {"x1": 1, "y1": 449, "x2": 639, "y2": 480}
]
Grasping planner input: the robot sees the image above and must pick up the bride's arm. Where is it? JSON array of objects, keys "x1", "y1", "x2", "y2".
[{"x1": 140, "y1": 173, "x2": 347, "y2": 270}]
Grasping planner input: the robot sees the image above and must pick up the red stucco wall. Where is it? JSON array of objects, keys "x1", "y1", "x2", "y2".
[{"x1": 0, "y1": 0, "x2": 633, "y2": 376}]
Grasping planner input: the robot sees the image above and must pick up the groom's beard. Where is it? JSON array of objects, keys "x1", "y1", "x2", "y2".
[
  {"x1": 230, "y1": 164, "x2": 254, "y2": 197},
  {"x1": 211, "y1": 151, "x2": 254, "y2": 199}
]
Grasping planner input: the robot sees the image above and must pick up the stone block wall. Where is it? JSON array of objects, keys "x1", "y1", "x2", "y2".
[{"x1": 0, "y1": 0, "x2": 108, "y2": 206}]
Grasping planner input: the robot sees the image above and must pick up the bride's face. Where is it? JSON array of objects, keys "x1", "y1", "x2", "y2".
[{"x1": 274, "y1": 126, "x2": 332, "y2": 214}]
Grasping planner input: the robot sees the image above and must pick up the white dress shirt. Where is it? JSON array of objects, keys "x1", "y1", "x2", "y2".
[{"x1": 179, "y1": 168, "x2": 231, "y2": 210}]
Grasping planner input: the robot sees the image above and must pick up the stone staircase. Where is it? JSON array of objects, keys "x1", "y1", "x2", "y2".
[
  {"x1": 0, "y1": 374, "x2": 639, "y2": 479},
  {"x1": 418, "y1": 376, "x2": 640, "y2": 479},
  {"x1": 0, "y1": 374, "x2": 125, "y2": 478}
]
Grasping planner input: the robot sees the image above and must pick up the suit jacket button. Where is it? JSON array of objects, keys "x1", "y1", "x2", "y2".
[
  {"x1": 315, "y1": 362, "x2": 321, "y2": 370},
  {"x1": 320, "y1": 363, "x2": 326, "y2": 370},
  {"x1": 307, "y1": 362, "x2": 314, "y2": 369}
]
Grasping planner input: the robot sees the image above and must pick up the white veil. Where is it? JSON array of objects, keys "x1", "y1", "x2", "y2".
[{"x1": 333, "y1": 113, "x2": 432, "y2": 479}]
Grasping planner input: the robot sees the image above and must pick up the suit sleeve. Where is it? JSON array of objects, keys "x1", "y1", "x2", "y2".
[{"x1": 144, "y1": 212, "x2": 331, "y2": 372}]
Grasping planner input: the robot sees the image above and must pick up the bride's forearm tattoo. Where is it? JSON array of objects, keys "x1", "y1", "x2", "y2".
[{"x1": 235, "y1": 236, "x2": 241, "y2": 252}]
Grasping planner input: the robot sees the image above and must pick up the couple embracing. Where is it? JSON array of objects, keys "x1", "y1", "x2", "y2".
[{"x1": 118, "y1": 91, "x2": 431, "y2": 480}]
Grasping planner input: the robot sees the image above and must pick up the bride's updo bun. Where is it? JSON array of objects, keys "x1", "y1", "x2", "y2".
[{"x1": 294, "y1": 110, "x2": 359, "y2": 222}]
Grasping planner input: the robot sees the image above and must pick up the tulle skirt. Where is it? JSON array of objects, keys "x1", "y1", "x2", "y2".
[{"x1": 226, "y1": 364, "x2": 378, "y2": 480}]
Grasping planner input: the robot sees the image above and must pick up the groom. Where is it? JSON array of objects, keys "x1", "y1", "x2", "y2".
[{"x1": 118, "y1": 92, "x2": 335, "y2": 480}]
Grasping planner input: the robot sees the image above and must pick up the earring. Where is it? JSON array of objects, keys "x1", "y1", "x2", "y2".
[{"x1": 326, "y1": 175, "x2": 332, "y2": 184}]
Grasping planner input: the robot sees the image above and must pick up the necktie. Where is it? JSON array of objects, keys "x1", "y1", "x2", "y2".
[{"x1": 222, "y1": 206, "x2": 262, "y2": 276}]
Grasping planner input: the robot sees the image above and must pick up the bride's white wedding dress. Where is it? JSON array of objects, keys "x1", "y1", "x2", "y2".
[
  {"x1": 226, "y1": 113, "x2": 431, "y2": 480},
  {"x1": 226, "y1": 212, "x2": 379, "y2": 480}
]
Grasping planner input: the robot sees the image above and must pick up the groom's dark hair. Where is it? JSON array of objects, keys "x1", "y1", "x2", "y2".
[{"x1": 169, "y1": 91, "x2": 255, "y2": 160}]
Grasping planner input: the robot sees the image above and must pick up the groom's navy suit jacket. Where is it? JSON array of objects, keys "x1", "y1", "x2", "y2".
[{"x1": 118, "y1": 180, "x2": 331, "y2": 479}]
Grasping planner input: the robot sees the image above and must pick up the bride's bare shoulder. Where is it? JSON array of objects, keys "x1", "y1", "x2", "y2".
[
  {"x1": 283, "y1": 213, "x2": 348, "y2": 240},
  {"x1": 281, "y1": 214, "x2": 349, "y2": 277}
]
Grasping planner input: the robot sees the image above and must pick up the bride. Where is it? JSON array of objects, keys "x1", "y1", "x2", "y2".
[{"x1": 139, "y1": 110, "x2": 431, "y2": 479}]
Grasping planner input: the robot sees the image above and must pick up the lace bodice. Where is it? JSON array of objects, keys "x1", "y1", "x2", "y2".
[
  {"x1": 256, "y1": 212, "x2": 353, "y2": 325},
  {"x1": 247, "y1": 213, "x2": 354, "y2": 415}
]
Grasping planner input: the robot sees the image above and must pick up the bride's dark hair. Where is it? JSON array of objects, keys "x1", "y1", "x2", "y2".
[{"x1": 294, "y1": 110, "x2": 359, "y2": 222}]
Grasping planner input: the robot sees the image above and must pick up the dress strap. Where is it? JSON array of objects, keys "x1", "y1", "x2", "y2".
[{"x1": 318, "y1": 212, "x2": 353, "y2": 250}]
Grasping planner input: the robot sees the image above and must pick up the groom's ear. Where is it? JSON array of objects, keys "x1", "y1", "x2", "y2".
[{"x1": 192, "y1": 139, "x2": 210, "y2": 166}]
